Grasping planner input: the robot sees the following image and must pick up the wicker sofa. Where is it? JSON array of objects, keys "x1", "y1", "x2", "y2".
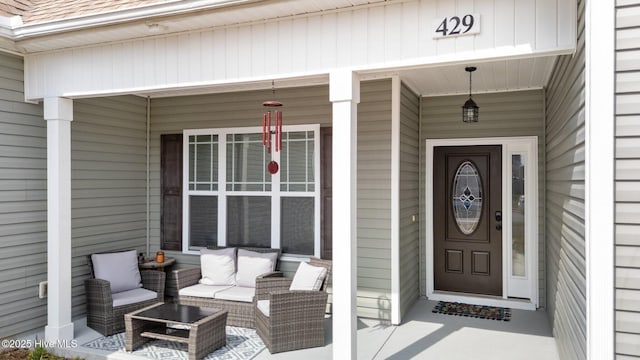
[{"x1": 173, "y1": 247, "x2": 281, "y2": 328}]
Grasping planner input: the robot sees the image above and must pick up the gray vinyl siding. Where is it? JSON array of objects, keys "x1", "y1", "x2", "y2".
[
  {"x1": 399, "y1": 82, "x2": 420, "y2": 319},
  {"x1": 419, "y1": 90, "x2": 546, "y2": 308},
  {"x1": 70, "y1": 96, "x2": 148, "y2": 318},
  {"x1": 0, "y1": 52, "x2": 47, "y2": 338},
  {"x1": 357, "y1": 79, "x2": 392, "y2": 319},
  {"x1": 616, "y1": 0, "x2": 640, "y2": 357},
  {"x1": 149, "y1": 80, "x2": 393, "y2": 319},
  {"x1": 544, "y1": 0, "x2": 586, "y2": 358}
]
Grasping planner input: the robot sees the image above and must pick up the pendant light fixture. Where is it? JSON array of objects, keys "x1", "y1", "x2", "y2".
[{"x1": 462, "y1": 66, "x2": 479, "y2": 123}]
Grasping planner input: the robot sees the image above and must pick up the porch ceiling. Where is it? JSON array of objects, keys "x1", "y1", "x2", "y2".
[
  {"x1": 397, "y1": 55, "x2": 558, "y2": 97},
  {"x1": 134, "y1": 55, "x2": 558, "y2": 99}
]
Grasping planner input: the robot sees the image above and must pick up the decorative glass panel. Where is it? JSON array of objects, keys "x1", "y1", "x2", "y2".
[
  {"x1": 512, "y1": 155, "x2": 526, "y2": 277},
  {"x1": 281, "y1": 131, "x2": 315, "y2": 192},
  {"x1": 226, "y1": 196, "x2": 271, "y2": 248},
  {"x1": 226, "y1": 133, "x2": 271, "y2": 191},
  {"x1": 452, "y1": 161, "x2": 483, "y2": 235},
  {"x1": 281, "y1": 197, "x2": 314, "y2": 255},
  {"x1": 188, "y1": 135, "x2": 218, "y2": 191}
]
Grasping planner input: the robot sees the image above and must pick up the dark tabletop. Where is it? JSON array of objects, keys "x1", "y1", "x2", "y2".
[{"x1": 133, "y1": 303, "x2": 220, "y2": 324}]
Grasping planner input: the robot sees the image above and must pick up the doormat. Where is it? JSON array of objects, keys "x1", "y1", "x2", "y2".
[{"x1": 432, "y1": 301, "x2": 511, "y2": 321}]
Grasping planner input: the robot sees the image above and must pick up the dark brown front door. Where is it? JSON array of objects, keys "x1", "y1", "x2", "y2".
[{"x1": 434, "y1": 145, "x2": 502, "y2": 296}]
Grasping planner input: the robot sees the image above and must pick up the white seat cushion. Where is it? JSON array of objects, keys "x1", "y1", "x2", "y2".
[
  {"x1": 200, "y1": 248, "x2": 237, "y2": 286},
  {"x1": 214, "y1": 286, "x2": 255, "y2": 303},
  {"x1": 290, "y1": 262, "x2": 328, "y2": 291},
  {"x1": 92, "y1": 250, "x2": 142, "y2": 293},
  {"x1": 179, "y1": 284, "x2": 233, "y2": 298},
  {"x1": 112, "y1": 288, "x2": 157, "y2": 307},
  {"x1": 257, "y1": 300, "x2": 270, "y2": 317}
]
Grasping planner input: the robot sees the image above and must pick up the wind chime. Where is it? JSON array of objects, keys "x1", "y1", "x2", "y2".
[{"x1": 262, "y1": 81, "x2": 283, "y2": 174}]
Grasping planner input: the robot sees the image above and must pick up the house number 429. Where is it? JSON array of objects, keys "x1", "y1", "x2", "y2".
[{"x1": 433, "y1": 14, "x2": 480, "y2": 38}]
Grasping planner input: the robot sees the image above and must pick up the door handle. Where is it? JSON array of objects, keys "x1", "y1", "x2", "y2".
[{"x1": 495, "y1": 211, "x2": 502, "y2": 230}]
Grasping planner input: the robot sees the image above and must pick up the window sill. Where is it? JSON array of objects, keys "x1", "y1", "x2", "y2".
[{"x1": 182, "y1": 248, "x2": 312, "y2": 263}]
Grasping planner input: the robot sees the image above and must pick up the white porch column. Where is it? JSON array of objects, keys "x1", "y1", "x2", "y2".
[
  {"x1": 44, "y1": 97, "x2": 74, "y2": 341},
  {"x1": 585, "y1": 1, "x2": 614, "y2": 359},
  {"x1": 330, "y1": 70, "x2": 359, "y2": 360}
]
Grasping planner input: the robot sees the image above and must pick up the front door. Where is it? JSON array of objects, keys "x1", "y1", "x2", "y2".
[{"x1": 433, "y1": 145, "x2": 502, "y2": 296}]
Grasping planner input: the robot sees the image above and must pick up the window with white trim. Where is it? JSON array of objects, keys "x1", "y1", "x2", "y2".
[{"x1": 182, "y1": 125, "x2": 320, "y2": 257}]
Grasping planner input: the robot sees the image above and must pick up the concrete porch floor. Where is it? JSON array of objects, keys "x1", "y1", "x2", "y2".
[{"x1": 25, "y1": 299, "x2": 559, "y2": 360}]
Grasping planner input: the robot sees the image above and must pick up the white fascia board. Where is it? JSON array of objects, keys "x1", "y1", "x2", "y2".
[
  {"x1": 0, "y1": 16, "x2": 22, "y2": 55},
  {"x1": 0, "y1": 15, "x2": 23, "y2": 28},
  {"x1": 11, "y1": 0, "x2": 258, "y2": 39},
  {"x1": 0, "y1": 16, "x2": 17, "y2": 38}
]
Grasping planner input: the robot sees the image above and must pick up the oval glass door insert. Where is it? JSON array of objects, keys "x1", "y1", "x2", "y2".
[{"x1": 452, "y1": 161, "x2": 483, "y2": 235}]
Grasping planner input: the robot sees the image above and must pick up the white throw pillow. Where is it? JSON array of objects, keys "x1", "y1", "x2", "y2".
[
  {"x1": 290, "y1": 261, "x2": 328, "y2": 291},
  {"x1": 235, "y1": 256, "x2": 273, "y2": 288},
  {"x1": 200, "y1": 248, "x2": 237, "y2": 286},
  {"x1": 91, "y1": 250, "x2": 142, "y2": 293},
  {"x1": 237, "y1": 249, "x2": 278, "y2": 271}
]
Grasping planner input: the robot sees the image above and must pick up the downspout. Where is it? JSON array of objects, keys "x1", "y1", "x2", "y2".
[
  {"x1": 418, "y1": 95, "x2": 424, "y2": 297},
  {"x1": 541, "y1": 87, "x2": 546, "y2": 309},
  {"x1": 146, "y1": 96, "x2": 151, "y2": 257}
]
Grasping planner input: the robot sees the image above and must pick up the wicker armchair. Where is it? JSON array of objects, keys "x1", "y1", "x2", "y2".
[
  {"x1": 255, "y1": 257, "x2": 332, "y2": 354},
  {"x1": 84, "y1": 250, "x2": 165, "y2": 336}
]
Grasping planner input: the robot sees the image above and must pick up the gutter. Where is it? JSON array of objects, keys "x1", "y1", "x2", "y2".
[
  {"x1": 10, "y1": 0, "x2": 262, "y2": 39},
  {"x1": 0, "y1": 16, "x2": 23, "y2": 55}
]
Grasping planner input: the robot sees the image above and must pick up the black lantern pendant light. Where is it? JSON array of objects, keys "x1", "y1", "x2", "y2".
[{"x1": 462, "y1": 66, "x2": 479, "y2": 123}]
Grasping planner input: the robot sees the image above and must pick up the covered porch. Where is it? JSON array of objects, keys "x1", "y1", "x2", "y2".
[
  {"x1": 22, "y1": 299, "x2": 558, "y2": 360},
  {"x1": 38, "y1": 61, "x2": 555, "y2": 358}
]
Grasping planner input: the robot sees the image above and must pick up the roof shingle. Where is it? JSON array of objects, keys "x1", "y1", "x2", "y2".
[
  {"x1": 17, "y1": 0, "x2": 175, "y2": 24},
  {"x1": 0, "y1": 0, "x2": 33, "y2": 17}
]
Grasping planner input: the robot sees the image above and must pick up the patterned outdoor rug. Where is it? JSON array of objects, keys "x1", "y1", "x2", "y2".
[
  {"x1": 432, "y1": 301, "x2": 511, "y2": 321},
  {"x1": 82, "y1": 326, "x2": 265, "y2": 360}
]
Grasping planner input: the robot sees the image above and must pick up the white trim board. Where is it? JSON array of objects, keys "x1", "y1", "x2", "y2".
[
  {"x1": 390, "y1": 76, "x2": 401, "y2": 325},
  {"x1": 585, "y1": 0, "x2": 615, "y2": 359},
  {"x1": 425, "y1": 137, "x2": 539, "y2": 310}
]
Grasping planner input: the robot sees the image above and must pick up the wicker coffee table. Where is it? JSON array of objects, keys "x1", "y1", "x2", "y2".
[{"x1": 125, "y1": 303, "x2": 227, "y2": 360}]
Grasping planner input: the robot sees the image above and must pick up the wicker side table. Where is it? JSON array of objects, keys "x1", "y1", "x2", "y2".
[
  {"x1": 125, "y1": 303, "x2": 227, "y2": 360},
  {"x1": 139, "y1": 257, "x2": 176, "y2": 271}
]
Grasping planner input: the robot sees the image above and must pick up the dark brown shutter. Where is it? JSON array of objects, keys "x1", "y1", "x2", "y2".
[
  {"x1": 161, "y1": 134, "x2": 183, "y2": 251},
  {"x1": 320, "y1": 127, "x2": 332, "y2": 260}
]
